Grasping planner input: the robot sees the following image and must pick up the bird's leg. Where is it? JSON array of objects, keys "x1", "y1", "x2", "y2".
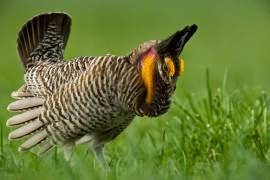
[
  {"x1": 92, "y1": 141, "x2": 109, "y2": 169},
  {"x1": 63, "y1": 142, "x2": 75, "y2": 166},
  {"x1": 90, "y1": 125, "x2": 129, "y2": 169}
]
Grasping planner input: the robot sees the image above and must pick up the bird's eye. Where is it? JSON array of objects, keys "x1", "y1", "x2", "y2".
[
  {"x1": 164, "y1": 57, "x2": 175, "y2": 77},
  {"x1": 162, "y1": 63, "x2": 168, "y2": 72}
]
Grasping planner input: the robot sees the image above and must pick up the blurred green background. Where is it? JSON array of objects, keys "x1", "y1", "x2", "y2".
[
  {"x1": 0, "y1": 0, "x2": 269, "y2": 94},
  {"x1": 1, "y1": 0, "x2": 270, "y2": 179}
]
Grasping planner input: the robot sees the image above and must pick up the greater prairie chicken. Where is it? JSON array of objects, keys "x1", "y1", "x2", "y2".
[{"x1": 6, "y1": 12, "x2": 197, "y2": 165}]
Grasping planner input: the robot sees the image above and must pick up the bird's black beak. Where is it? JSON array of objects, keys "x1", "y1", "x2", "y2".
[{"x1": 155, "y1": 24, "x2": 198, "y2": 56}]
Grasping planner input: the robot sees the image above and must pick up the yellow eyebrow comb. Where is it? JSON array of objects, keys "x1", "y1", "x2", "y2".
[{"x1": 179, "y1": 58, "x2": 184, "y2": 75}]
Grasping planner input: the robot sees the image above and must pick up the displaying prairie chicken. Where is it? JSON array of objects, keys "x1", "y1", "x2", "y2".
[{"x1": 6, "y1": 12, "x2": 197, "y2": 165}]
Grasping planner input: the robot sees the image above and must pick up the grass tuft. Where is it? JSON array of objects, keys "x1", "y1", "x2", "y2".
[{"x1": 1, "y1": 70, "x2": 270, "y2": 179}]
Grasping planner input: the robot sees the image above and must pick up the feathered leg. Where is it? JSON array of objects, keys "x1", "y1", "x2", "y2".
[
  {"x1": 92, "y1": 141, "x2": 109, "y2": 169},
  {"x1": 63, "y1": 142, "x2": 75, "y2": 166}
]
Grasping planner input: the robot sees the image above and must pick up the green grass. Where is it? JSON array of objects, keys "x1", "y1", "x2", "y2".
[
  {"x1": 1, "y1": 0, "x2": 270, "y2": 179},
  {"x1": 1, "y1": 71, "x2": 270, "y2": 179}
]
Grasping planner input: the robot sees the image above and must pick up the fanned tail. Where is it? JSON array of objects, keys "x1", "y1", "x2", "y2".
[
  {"x1": 6, "y1": 12, "x2": 72, "y2": 154},
  {"x1": 17, "y1": 12, "x2": 71, "y2": 70}
]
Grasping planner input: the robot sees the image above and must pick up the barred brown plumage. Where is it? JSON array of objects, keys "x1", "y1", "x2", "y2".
[{"x1": 6, "y1": 12, "x2": 197, "y2": 166}]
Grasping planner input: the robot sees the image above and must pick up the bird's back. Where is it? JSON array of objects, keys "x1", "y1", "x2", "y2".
[{"x1": 25, "y1": 56, "x2": 104, "y2": 96}]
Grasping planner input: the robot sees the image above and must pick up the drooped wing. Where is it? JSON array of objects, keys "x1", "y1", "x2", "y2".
[{"x1": 7, "y1": 56, "x2": 109, "y2": 153}]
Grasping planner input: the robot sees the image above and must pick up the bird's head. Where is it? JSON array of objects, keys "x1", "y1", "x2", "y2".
[{"x1": 130, "y1": 25, "x2": 198, "y2": 116}]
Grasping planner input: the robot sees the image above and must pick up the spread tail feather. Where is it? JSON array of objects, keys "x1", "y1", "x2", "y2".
[{"x1": 17, "y1": 12, "x2": 71, "y2": 70}]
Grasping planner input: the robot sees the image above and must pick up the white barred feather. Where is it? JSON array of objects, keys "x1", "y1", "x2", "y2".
[{"x1": 6, "y1": 12, "x2": 190, "y2": 161}]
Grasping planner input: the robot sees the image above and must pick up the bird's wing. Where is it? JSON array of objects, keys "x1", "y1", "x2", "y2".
[
  {"x1": 6, "y1": 56, "x2": 112, "y2": 154},
  {"x1": 22, "y1": 56, "x2": 99, "y2": 97},
  {"x1": 7, "y1": 68, "x2": 90, "y2": 154}
]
